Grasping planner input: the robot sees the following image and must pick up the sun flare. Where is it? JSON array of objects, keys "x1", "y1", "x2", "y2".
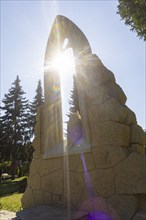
[{"x1": 52, "y1": 49, "x2": 75, "y2": 76}]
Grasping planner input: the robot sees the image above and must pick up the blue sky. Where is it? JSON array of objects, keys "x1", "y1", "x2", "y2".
[{"x1": 1, "y1": 0, "x2": 145, "y2": 129}]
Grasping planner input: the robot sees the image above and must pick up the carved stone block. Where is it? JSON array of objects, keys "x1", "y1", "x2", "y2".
[
  {"x1": 21, "y1": 187, "x2": 34, "y2": 209},
  {"x1": 27, "y1": 173, "x2": 41, "y2": 190},
  {"x1": 131, "y1": 124, "x2": 145, "y2": 145},
  {"x1": 92, "y1": 146, "x2": 129, "y2": 168},
  {"x1": 41, "y1": 170, "x2": 64, "y2": 194},
  {"x1": 93, "y1": 122, "x2": 130, "y2": 147},
  {"x1": 108, "y1": 195, "x2": 137, "y2": 220},
  {"x1": 114, "y1": 152, "x2": 146, "y2": 194},
  {"x1": 89, "y1": 169, "x2": 115, "y2": 197}
]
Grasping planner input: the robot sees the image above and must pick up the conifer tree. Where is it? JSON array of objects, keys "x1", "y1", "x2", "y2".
[
  {"x1": 29, "y1": 80, "x2": 44, "y2": 138},
  {"x1": 117, "y1": 0, "x2": 146, "y2": 40},
  {"x1": 0, "y1": 116, "x2": 5, "y2": 160},
  {"x1": 69, "y1": 74, "x2": 80, "y2": 114},
  {"x1": 0, "y1": 76, "x2": 31, "y2": 178}
]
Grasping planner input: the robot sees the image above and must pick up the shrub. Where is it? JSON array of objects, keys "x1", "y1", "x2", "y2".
[
  {"x1": 0, "y1": 161, "x2": 11, "y2": 176},
  {"x1": 1, "y1": 173, "x2": 12, "y2": 180}
]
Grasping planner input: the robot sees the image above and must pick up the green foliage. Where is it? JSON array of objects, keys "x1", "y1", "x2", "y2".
[
  {"x1": 21, "y1": 161, "x2": 30, "y2": 176},
  {"x1": 0, "y1": 76, "x2": 44, "y2": 179},
  {"x1": 0, "y1": 177, "x2": 26, "y2": 211},
  {"x1": 0, "y1": 76, "x2": 31, "y2": 163},
  {"x1": 0, "y1": 193, "x2": 23, "y2": 212},
  {"x1": 0, "y1": 161, "x2": 11, "y2": 175},
  {"x1": 117, "y1": 0, "x2": 146, "y2": 40},
  {"x1": 69, "y1": 74, "x2": 80, "y2": 114},
  {"x1": 32, "y1": 80, "x2": 44, "y2": 109},
  {"x1": 29, "y1": 80, "x2": 44, "y2": 138}
]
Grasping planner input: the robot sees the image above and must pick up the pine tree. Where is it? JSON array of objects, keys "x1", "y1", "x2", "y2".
[
  {"x1": 29, "y1": 80, "x2": 44, "y2": 138},
  {"x1": 0, "y1": 115, "x2": 5, "y2": 161},
  {"x1": 117, "y1": 0, "x2": 146, "y2": 40},
  {"x1": 69, "y1": 74, "x2": 80, "y2": 114},
  {"x1": 0, "y1": 76, "x2": 31, "y2": 178}
]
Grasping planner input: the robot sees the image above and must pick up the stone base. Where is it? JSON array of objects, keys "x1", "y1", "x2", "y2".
[
  {"x1": 132, "y1": 211, "x2": 146, "y2": 220},
  {"x1": 16, "y1": 206, "x2": 146, "y2": 220},
  {"x1": 16, "y1": 205, "x2": 86, "y2": 220}
]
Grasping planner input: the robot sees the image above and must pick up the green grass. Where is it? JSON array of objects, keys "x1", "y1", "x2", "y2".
[
  {"x1": 0, "y1": 176, "x2": 27, "y2": 196},
  {"x1": 0, "y1": 193, "x2": 23, "y2": 212},
  {"x1": 0, "y1": 176, "x2": 27, "y2": 212}
]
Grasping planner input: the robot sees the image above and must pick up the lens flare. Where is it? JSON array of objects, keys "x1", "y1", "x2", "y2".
[
  {"x1": 52, "y1": 48, "x2": 75, "y2": 76},
  {"x1": 86, "y1": 211, "x2": 112, "y2": 220}
]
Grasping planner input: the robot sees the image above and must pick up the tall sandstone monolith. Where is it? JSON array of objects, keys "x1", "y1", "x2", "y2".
[{"x1": 22, "y1": 15, "x2": 146, "y2": 220}]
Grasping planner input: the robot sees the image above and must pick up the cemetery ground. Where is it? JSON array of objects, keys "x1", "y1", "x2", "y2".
[{"x1": 0, "y1": 176, "x2": 27, "y2": 212}]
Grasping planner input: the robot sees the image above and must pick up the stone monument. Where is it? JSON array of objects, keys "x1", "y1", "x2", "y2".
[{"x1": 22, "y1": 15, "x2": 146, "y2": 220}]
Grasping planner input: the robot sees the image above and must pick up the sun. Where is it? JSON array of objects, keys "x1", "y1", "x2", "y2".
[{"x1": 51, "y1": 48, "x2": 75, "y2": 76}]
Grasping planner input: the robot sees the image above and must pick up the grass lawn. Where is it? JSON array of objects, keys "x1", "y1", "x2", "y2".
[
  {"x1": 0, "y1": 176, "x2": 27, "y2": 196},
  {"x1": 0, "y1": 193, "x2": 23, "y2": 212},
  {"x1": 0, "y1": 176, "x2": 27, "y2": 212}
]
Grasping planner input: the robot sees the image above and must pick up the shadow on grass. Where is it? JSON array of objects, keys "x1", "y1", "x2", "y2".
[{"x1": 0, "y1": 177, "x2": 27, "y2": 196}]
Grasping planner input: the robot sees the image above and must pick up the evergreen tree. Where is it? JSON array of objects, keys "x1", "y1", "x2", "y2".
[
  {"x1": 0, "y1": 115, "x2": 5, "y2": 161},
  {"x1": 30, "y1": 80, "x2": 44, "y2": 114},
  {"x1": 0, "y1": 112, "x2": 12, "y2": 161},
  {"x1": 29, "y1": 80, "x2": 44, "y2": 138},
  {"x1": 0, "y1": 76, "x2": 31, "y2": 178},
  {"x1": 69, "y1": 74, "x2": 80, "y2": 114},
  {"x1": 117, "y1": 0, "x2": 146, "y2": 40}
]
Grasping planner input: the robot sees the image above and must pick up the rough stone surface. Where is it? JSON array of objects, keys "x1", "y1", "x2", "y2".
[
  {"x1": 132, "y1": 211, "x2": 146, "y2": 220},
  {"x1": 99, "y1": 98, "x2": 127, "y2": 123},
  {"x1": 75, "y1": 196, "x2": 119, "y2": 220},
  {"x1": 21, "y1": 187, "x2": 34, "y2": 209},
  {"x1": 114, "y1": 152, "x2": 146, "y2": 194},
  {"x1": 67, "y1": 154, "x2": 80, "y2": 172},
  {"x1": 131, "y1": 124, "x2": 145, "y2": 145},
  {"x1": 27, "y1": 173, "x2": 41, "y2": 190},
  {"x1": 33, "y1": 190, "x2": 44, "y2": 206},
  {"x1": 89, "y1": 169, "x2": 115, "y2": 197},
  {"x1": 40, "y1": 158, "x2": 63, "y2": 176},
  {"x1": 33, "y1": 159, "x2": 42, "y2": 174},
  {"x1": 51, "y1": 194, "x2": 63, "y2": 206},
  {"x1": 108, "y1": 194, "x2": 137, "y2": 220},
  {"x1": 67, "y1": 113, "x2": 82, "y2": 147},
  {"x1": 76, "y1": 152, "x2": 95, "y2": 172},
  {"x1": 87, "y1": 105, "x2": 99, "y2": 143},
  {"x1": 92, "y1": 146, "x2": 129, "y2": 168},
  {"x1": 33, "y1": 139, "x2": 41, "y2": 159},
  {"x1": 65, "y1": 172, "x2": 85, "y2": 208},
  {"x1": 99, "y1": 98, "x2": 137, "y2": 125},
  {"x1": 17, "y1": 205, "x2": 80, "y2": 220},
  {"x1": 28, "y1": 160, "x2": 37, "y2": 177},
  {"x1": 43, "y1": 192, "x2": 52, "y2": 206},
  {"x1": 89, "y1": 85, "x2": 110, "y2": 105},
  {"x1": 22, "y1": 16, "x2": 145, "y2": 217},
  {"x1": 130, "y1": 144, "x2": 145, "y2": 154},
  {"x1": 125, "y1": 107, "x2": 137, "y2": 125},
  {"x1": 80, "y1": 55, "x2": 116, "y2": 87},
  {"x1": 74, "y1": 186, "x2": 89, "y2": 209},
  {"x1": 107, "y1": 83, "x2": 127, "y2": 105},
  {"x1": 137, "y1": 194, "x2": 146, "y2": 212},
  {"x1": 41, "y1": 170, "x2": 63, "y2": 194},
  {"x1": 93, "y1": 122, "x2": 130, "y2": 147}
]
